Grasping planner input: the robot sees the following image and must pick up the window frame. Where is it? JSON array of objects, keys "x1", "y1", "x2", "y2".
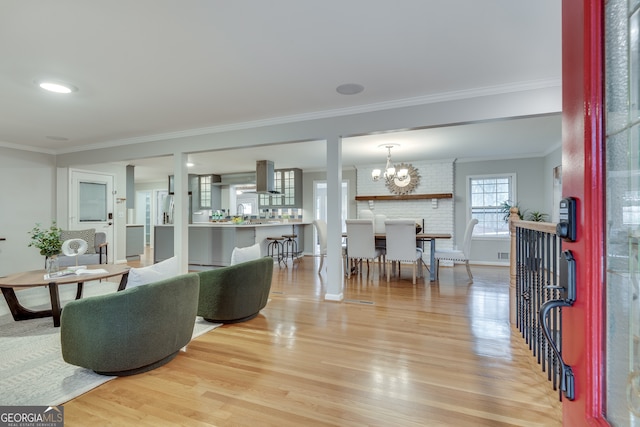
[{"x1": 467, "y1": 173, "x2": 517, "y2": 240}]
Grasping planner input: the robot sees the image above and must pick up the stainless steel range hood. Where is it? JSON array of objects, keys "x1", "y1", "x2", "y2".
[{"x1": 255, "y1": 160, "x2": 280, "y2": 194}]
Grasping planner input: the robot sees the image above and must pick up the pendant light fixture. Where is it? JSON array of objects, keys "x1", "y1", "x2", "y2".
[{"x1": 371, "y1": 144, "x2": 409, "y2": 183}]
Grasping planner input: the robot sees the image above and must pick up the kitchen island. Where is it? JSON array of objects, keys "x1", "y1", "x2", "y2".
[{"x1": 154, "y1": 222, "x2": 308, "y2": 267}]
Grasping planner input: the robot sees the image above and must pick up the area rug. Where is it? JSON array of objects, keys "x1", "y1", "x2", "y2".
[{"x1": 0, "y1": 282, "x2": 221, "y2": 406}]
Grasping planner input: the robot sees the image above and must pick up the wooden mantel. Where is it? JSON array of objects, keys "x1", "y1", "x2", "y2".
[{"x1": 355, "y1": 193, "x2": 453, "y2": 201}]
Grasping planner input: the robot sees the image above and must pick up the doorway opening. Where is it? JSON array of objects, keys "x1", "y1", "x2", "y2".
[{"x1": 312, "y1": 180, "x2": 348, "y2": 255}]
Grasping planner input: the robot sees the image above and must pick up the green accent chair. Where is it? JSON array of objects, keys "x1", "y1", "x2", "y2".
[
  {"x1": 60, "y1": 273, "x2": 200, "y2": 376},
  {"x1": 197, "y1": 257, "x2": 274, "y2": 323}
]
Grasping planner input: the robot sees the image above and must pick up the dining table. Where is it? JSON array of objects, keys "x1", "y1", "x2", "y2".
[{"x1": 342, "y1": 232, "x2": 451, "y2": 282}]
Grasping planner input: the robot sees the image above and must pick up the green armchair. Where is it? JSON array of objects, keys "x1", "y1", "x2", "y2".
[
  {"x1": 60, "y1": 273, "x2": 200, "y2": 376},
  {"x1": 197, "y1": 257, "x2": 274, "y2": 323}
]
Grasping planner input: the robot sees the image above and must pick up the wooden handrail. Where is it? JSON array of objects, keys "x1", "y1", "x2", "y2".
[{"x1": 511, "y1": 219, "x2": 557, "y2": 234}]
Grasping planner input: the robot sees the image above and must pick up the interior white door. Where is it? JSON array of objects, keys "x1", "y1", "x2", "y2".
[{"x1": 69, "y1": 170, "x2": 115, "y2": 263}]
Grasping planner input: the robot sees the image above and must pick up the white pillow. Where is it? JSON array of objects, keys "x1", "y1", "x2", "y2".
[
  {"x1": 230, "y1": 243, "x2": 261, "y2": 266},
  {"x1": 127, "y1": 256, "x2": 179, "y2": 288}
]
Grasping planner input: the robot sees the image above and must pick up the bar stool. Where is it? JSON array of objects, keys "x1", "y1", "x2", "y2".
[
  {"x1": 281, "y1": 234, "x2": 298, "y2": 267},
  {"x1": 266, "y1": 236, "x2": 285, "y2": 267}
]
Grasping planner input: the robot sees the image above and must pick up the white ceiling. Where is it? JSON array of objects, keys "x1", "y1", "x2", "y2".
[{"x1": 0, "y1": 1, "x2": 562, "y2": 182}]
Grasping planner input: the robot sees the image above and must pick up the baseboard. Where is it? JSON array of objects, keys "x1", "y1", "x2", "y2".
[
  {"x1": 324, "y1": 293, "x2": 344, "y2": 302},
  {"x1": 470, "y1": 261, "x2": 509, "y2": 267},
  {"x1": 437, "y1": 261, "x2": 509, "y2": 268}
]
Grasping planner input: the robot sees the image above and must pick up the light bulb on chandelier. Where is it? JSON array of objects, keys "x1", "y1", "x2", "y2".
[{"x1": 371, "y1": 144, "x2": 408, "y2": 183}]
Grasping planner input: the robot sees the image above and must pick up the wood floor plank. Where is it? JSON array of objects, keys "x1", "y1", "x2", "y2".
[{"x1": 62, "y1": 255, "x2": 562, "y2": 426}]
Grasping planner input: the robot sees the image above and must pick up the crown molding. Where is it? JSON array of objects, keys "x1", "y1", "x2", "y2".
[
  {"x1": 0, "y1": 141, "x2": 56, "y2": 155},
  {"x1": 54, "y1": 78, "x2": 561, "y2": 155}
]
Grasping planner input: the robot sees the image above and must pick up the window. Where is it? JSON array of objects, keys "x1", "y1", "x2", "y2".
[
  {"x1": 79, "y1": 181, "x2": 108, "y2": 222},
  {"x1": 468, "y1": 174, "x2": 515, "y2": 238}
]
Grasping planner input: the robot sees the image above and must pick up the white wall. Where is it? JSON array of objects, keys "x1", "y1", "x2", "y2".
[
  {"x1": 544, "y1": 145, "x2": 562, "y2": 219},
  {"x1": 355, "y1": 159, "x2": 455, "y2": 256},
  {"x1": 454, "y1": 154, "x2": 558, "y2": 265},
  {"x1": 0, "y1": 147, "x2": 57, "y2": 276}
]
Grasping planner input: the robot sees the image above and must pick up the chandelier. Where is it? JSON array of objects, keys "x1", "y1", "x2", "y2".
[{"x1": 371, "y1": 144, "x2": 409, "y2": 183}]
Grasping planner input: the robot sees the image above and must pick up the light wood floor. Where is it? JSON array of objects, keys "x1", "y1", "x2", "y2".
[{"x1": 63, "y1": 252, "x2": 562, "y2": 426}]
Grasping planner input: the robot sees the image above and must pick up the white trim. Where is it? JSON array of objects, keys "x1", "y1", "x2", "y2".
[
  {"x1": 471, "y1": 261, "x2": 510, "y2": 267},
  {"x1": 324, "y1": 293, "x2": 344, "y2": 302}
]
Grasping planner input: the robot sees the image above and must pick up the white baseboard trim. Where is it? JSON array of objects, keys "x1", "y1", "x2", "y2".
[
  {"x1": 437, "y1": 261, "x2": 509, "y2": 268},
  {"x1": 324, "y1": 293, "x2": 344, "y2": 302},
  {"x1": 470, "y1": 261, "x2": 509, "y2": 267}
]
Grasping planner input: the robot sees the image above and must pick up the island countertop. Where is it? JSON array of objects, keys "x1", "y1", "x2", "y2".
[
  {"x1": 154, "y1": 222, "x2": 309, "y2": 266},
  {"x1": 157, "y1": 221, "x2": 310, "y2": 227}
]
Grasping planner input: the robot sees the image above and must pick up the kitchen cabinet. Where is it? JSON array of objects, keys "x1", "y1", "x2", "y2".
[
  {"x1": 195, "y1": 174, "x2": 221, "y2": 209},
  {"x1": 170, "y1": 174, "x2": 222, "y2": 210},
  {"x1": 168, "y1": 174, "x2": 198, "y2": 195},
  {"x1": 259, "y1": 168, "x2": 303, "y2": 208},
  {"x1": 126, "y1": 225, "x2": 145, "y2": 260}
]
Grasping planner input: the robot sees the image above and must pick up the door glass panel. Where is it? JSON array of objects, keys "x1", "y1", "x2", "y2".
[
  {"x1": 606, "y1": 0, "x2": 640, "y2": 424},
  {"x1": 79, "y1": 182, "x2": 107, "y2": 222}
]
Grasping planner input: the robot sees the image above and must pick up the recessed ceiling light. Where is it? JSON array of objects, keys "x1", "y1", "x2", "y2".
[
  {"x1": 336, "y1": 83, "x2": 364, "y2": 95},
  {"x1": 186, "y1": 162, "x2": 195, "y2": 167},
  {"x1": 36, "y1": 80, "x2": 78, "y2": 94},
  {"x1": 46, "y1": 135, "x2": 69, "y2": 141}
]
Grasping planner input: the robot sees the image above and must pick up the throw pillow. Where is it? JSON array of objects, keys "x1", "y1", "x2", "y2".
[
  {"x1": 230, "y1": 243, "x2": 261, "y2": 266},
  {"x1": 127, "y1": 256, "x2": 178, "y2": 288},
  {"x1": 60, "y1": 229, "x2": 96, "y2": 254}
]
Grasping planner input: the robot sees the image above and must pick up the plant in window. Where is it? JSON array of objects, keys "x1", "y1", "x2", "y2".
[
  {"x1": 27, "y1": 222, "x2": 62, "y2": 256},
  {"x1": 526, "y1": 211, "x2": 549, "y2": 222},
  {"x1": 500, "y1": 201, "x2": 525, "y2": 222}
]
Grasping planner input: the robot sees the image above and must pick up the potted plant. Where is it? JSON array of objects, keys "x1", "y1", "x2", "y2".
[
  {"x1": 526, "y1": 211, "x2": 549, "y2": 222},
  {"x1": 27, "y1": 222, "x2": 62, "y2": 273},
  {"x1": 500, "y1": 201, "x2": 525, "y2": 222}
]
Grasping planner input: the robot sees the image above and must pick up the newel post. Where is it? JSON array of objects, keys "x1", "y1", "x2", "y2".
[{"x1": 508, "y1": 207, "x2": 519, "y2": 325}]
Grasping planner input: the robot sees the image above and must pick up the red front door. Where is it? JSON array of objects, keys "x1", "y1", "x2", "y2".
[
  {"x1": 562, "y1": 0, "x2": 640, "y2": 425},
  {"x1": 561, "y1": 0, "x2": 606, "y2": 424}
]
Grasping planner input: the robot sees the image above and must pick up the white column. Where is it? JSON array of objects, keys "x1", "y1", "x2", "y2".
[
  {"x1": 173, "y1": 152, "x2": 189, "y2": 274},
  {"x1": 324, "y1": 136, "x2": 344, "y2": 301}
]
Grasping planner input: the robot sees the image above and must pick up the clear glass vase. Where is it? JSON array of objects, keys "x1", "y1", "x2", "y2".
[{"x1": 46, "y1": 255, "x2": 59, "y2": 275}]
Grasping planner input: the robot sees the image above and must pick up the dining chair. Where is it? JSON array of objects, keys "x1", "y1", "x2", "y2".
[
  {"x1": 359, "y1": 209, "x2": 386, "y2": 233},
  {"x1": 345, "y1": 219, "x2": 385, "y2": 277},
  {"x1": 374, "y1": 214, "x2": 387, "y2": 234},
  {"x1": 312, "y1": 219, "x2": 328, "y2": 273},
  {"x1": 384, "y1": 219, "x2": 423, "y2": 284},
  {"x1": 434, "y1": 218, "x2": 478, "y2": 282},
  {"x1": 313, "y1": 219, "x2": 348, "y2": 274}
]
